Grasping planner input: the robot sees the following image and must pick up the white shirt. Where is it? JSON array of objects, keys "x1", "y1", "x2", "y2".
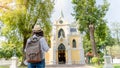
[{"x1": 25, "y1": 35, "x2": 49, "y2": 59}]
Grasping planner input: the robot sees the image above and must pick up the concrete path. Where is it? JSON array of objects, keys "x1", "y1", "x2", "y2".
[{"x1": 46, "y1": 64, "x2": 95, "y2": 68}]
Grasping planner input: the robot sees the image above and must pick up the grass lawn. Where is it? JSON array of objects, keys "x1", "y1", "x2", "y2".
[
  {"x1": 94, "y1": 64, "x2": 120, "y2": 68},
  {"x1": 114, "y1": 64, "x2": 120, "y2": 68},
  {"x1": 0, "y1": 66, "x2": 27, "y2": 68},
  {"x1": 0, "y1": 66, "x2": 9, "y2": 68}
]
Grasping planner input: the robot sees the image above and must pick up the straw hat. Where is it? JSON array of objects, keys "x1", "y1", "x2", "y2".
[{"x1": 32, "y1": 25, "x2": 42, "y2": 32}]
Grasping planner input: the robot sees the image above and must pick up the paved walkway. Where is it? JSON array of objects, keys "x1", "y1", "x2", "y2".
[{"x1": 46, "y1": 64, "x2": 95, "y2": 68}]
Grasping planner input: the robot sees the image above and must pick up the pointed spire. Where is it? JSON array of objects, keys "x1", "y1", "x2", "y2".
[{"x1": 61, "y1": 10, "x2": 64, "y2": 18}]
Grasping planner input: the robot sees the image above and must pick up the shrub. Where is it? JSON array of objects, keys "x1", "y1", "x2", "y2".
[{"x1": 91, "y1": 57, "x2": 99, "y2": 64}]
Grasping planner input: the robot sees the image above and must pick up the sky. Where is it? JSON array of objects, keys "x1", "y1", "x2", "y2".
[
  {"x1": 105, "y1": 0, "x2": 120, "y2": 22},
  {"x1": 50, "y1": 0, "x2": 74, "y2": 23},
  {"x1": 50, "y1": 0, "x2": 120, "y2": 27}
]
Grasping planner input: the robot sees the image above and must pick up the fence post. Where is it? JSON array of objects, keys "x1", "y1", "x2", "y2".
[{"x1": 10, "y1": 56, "x2": 18, "y2": 68}]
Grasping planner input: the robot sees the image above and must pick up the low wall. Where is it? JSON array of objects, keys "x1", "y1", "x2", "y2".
[
  {"x1": 0, "y1": 58, "x2": 11, "y2": 66},
  {"x1": 113, "y1": 59, "x2": 120, "y2": 64},
  {"x1": 0, "y1": 57, "x2": 18, "y2": 68}
]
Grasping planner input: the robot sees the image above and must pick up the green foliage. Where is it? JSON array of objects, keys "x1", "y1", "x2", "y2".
[
  {"x1": 0, "y1": 0, "x2": 54, "y2": 59},
  {"x1": 0, "y1": 41, "x2": 22, "y2": 59},
  {"x1": 0, "y1": 0, "x2": 54, "y2": 38},
  {"x1": 99, "y1": 58, "x2": 104, "y2": 64},
  {"x1": 94, "y1": 64, "x2": 120, "y2": 68},
  {"x1": 72, "y1": 0, "x2": 112, "y2": 57},
  {"x1": 72, "y1": 0, "x2": 109, "y2": 33},
  {"x1": 83, "y1": 25, "x2": 115, "y2": 56},
  {"x1": 95, "y1": 22, "x2": 107, "y2": 41},
  {"x1": 96, "y1": 27, "x2": 115, "y2": 50},
  {"x1": 83, "y1": 36, "x2": 91, "y2": 53},
  {"x1": 72, "y1": 0, "x2": 109, "y2": 40},
  {"x1": 91, "y1": 57, "x2": 99, "y2": 64}
]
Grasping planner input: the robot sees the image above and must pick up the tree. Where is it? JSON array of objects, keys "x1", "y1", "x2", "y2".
[
  {"x1": 83, "y1": 22, "x2": 115, "y2": 63},
  {"x1": 110, "y1": 22, "x2": 120, "y2": 45},
  {"x1": 72, "y1": 0, "x2": 109, "y2": 57},
  {"x1": 83, "y1": 23, "x2": 115, "y2": 52},
  {"x1": 0, "y1": 0, "x2": 54, "y2": 64}
]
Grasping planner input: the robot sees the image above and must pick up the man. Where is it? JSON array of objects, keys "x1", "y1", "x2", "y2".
[{"x1": 25, "y1": 25, "x2": 49, "y2": 68}]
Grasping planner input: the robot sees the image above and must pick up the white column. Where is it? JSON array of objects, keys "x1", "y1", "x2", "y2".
[
  {"x1": 49, "y1": 34, "x2": 54, "y2": 64},
  {"x1": 48, "y1": 48, "x2": 53, "y2": 64},
  {"x1": 79, "y1": 49, "x2": 85, "y2": 64},
  {"x1": 10, "y1": 56, "x2": 18, "y2": 68},
  {"x1": 53, "y1": 46, "x2": 56, "y2": 64},
  {"x1": 67, "y1": 46, "x2": 72, "y2": 64},
  {"x1": 49, "y1": 47, "x2": 56, "y2": 64},
  {"x1": 79, "y1": 34, "x2": 85, "y2": 64}
]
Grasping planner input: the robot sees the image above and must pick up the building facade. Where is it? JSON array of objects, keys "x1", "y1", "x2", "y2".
[{"x1": 45, "y1": 14, "x2": 85, "y2": 65}]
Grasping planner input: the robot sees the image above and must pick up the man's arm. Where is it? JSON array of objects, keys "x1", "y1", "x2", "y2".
[{"x1": 40, "y1": 37, "x2": 49, "y2": 52}]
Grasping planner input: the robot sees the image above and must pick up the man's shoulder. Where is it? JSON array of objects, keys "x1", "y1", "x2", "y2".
[
  {"x1": 27, "y1": 38, "x2": 31, "y2": 41},
  {"x1": 40, "y1": 37, "x2": 45, "y2": 40}
]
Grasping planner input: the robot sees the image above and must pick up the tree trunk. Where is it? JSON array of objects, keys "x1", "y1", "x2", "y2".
[
  {"x1": 20, "y1": 37, "x2": 28, "y2": 66},
  {"x1": 89, "y1": 24, "x2": 97, "y2": 57}
]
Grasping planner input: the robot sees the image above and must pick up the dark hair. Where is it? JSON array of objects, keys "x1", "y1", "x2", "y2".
[
  {"x1": 32, "y1": 31, "x2": 44, "y2": 37},
  {"x1": 39, "y1": 31, "x2": 44, "y2": 36}
]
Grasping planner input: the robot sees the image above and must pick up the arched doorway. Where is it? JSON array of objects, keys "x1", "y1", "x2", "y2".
[{"x1": 58, "y1": 43, "x2": 66, "y2": 64}]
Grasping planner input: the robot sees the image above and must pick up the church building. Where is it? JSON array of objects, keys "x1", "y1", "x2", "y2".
[{"x1": 45, "y1": 13, "x2": 85, "y2": 65}]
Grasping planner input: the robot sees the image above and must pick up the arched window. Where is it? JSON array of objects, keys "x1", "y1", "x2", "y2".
[
  {"x1": 58, "y1": 43, "x2": 65, "y2": 50},
  {"x1": 72, "y1": 39, "x2": 76, "y2": 48},
  {"x1": 58, "y1": 28, "x2": 65, "y2": 38}
]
